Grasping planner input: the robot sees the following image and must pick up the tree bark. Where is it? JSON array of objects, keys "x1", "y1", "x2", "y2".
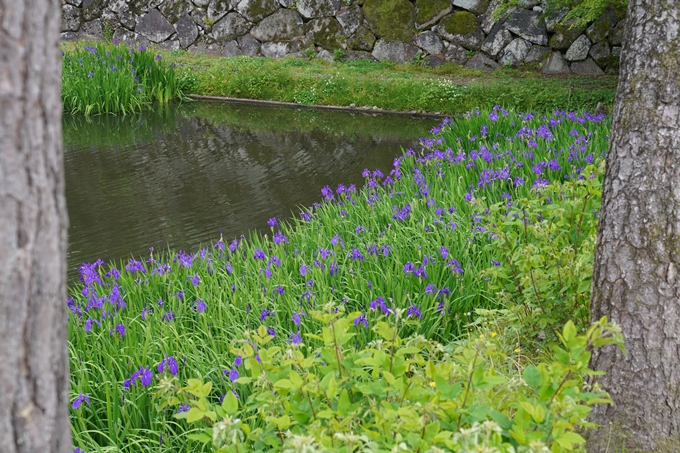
[
  {"x1": 0, "y1": 1, "x2": 72, "y2": 452},
  {"x1": 588, "y1": 1, "x2": 680, "y2": 452}
]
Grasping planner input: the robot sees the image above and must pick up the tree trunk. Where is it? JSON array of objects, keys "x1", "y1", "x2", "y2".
[
  {"x1": 587, "y1": 1, "x2": 680, "y2": 452},
  {"x1": 0, "y1": 1, "x2": 72, "y2": 452}
]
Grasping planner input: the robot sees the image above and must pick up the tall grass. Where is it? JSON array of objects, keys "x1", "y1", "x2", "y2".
[
  {"x1": 67, "y1": 107, "x2": 609, "y2": 452},
  {"x1": 62, "y1": 42, "x2": 186, "y2": 115}
]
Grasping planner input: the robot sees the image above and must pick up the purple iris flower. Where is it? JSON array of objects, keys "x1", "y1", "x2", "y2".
[
  {"x1": 260, "y1": 309, "x2": 274, "y2": 321},
  {"x1": 225, "y1": 368, "x2": 239, "y2": 382},
  {"x1": 268, "y1": 327, "x2": 276, "y2": 337},
  {"x1": 254, "y1": 249, "x2": 266, "y2": 260},
  {"x1": 234, "y1": 355, "x2": 243, "y2": 367},
  {"x1": 289, "y1": 330, "x2": 302, "y2": 345},
  {"x1": 407, "y1": 304, "x2": 422, "y2": 318},
  {"x1": 267, "y1": 217, "x2": 278, "y2": 227},
  {"x1": 178, "y1": 404, "x2": 190, "y2": 414},
  {"x1": 194, "y1": 299, "x2": 207, "y2": 313},
  {"x1": 158, "y1": 356, "x2": 179, "y2": 375},
  {"x1": 300, "y1": 263, "x2": 307, "y2": 276},
  {"x1": 354, "y1": 314, "x2": 369, "y2": 329},
  {"x1": 273, "y1": 232, "x2": 288, "y2": 244},
  {"x1": 139, "y1": 367, "x2": 153, "y2": 387},
  {"x1": 72, "y1": 393, "x2": 91, "y2": 409},
  {"x1": 162, "y1": 310, "x2": 175, "y2": 322},
  {"x1": 292, "y1": 312, "x2": 306, "y2": 325},
  {"x1": 188, "y1": 274, "x2": 200, "y2": 287}
]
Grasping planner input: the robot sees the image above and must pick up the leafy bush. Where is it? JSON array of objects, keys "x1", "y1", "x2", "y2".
[{"x1": 158, "y1": 308, "x2": 623, "y2": 453}]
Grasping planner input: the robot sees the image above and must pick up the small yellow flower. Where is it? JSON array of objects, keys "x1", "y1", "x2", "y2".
[
  {"x1": 491, "y1": 332, "x2": 497, "y2": 337},
  {"x1": 430, "y1": 381, "x2": 436, "y2": 387},
  {"x1": 479, "y1": 334, "x2": 485, "y2": 339},
  {"x1": 514, "y1": 348, "x2": 520, "y2": 353}
]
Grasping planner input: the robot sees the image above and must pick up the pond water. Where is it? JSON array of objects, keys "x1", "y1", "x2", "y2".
[{"x1": 63, "y1": 101, "x2": 439, "y2": 281}]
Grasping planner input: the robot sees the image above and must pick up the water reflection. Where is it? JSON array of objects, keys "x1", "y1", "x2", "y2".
[{"x1": 63, "y1": 102, "x2": 438, "y2": 281}]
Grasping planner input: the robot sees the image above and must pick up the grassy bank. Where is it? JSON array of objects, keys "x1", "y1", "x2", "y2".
[
  {"x1": 67, "y1": 107, "x2": 617, "y2": 452},
  {"x1": 164, "y1": 49, "x2": 617, "y2": 114},
  {"x1": 62, "y1": 40, "x2": 618, "y2": 116}
]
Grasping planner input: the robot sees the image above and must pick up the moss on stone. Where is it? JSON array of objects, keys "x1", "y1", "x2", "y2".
[
  {"x1": 308, "y1": 17, "x2": 345, "y2": 50},
  {"x1": 441, "y1": 11, "x2": 479, "y2": 36},
  {"x1": 363, "y1": 0, "x2": 415, "y2": 43},
  {"x1": 415, "y1": 0, "x2": 450, "y2": 26},
  {"x1": 240, "y1": 0, "x2": 280, "y2": 22},
  {"x1": 348, "y1": 26, "x2": 376, "y2": 51}
]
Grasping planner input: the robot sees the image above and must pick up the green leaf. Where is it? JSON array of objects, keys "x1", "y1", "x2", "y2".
[
  {"x1": 274, "y1": 379, "x2": 292, "y2": 390},
  {"x1": 562, "y1": 320, "x2": 577, "y2": 344},
  {"x1": 222, "y1": 391, "x2": 238, "y2": 415},
  {"x1": 337, "y1": 389, "x2": 351, "y2": 416},
  {"x1": 186, "y1": 407, "x2": 205, "y2": 423},
  {"x1": 471, "y1": 366, "x2": 485, "y2": 387},
  {"x1": 489, "y1": 410, "x2": 512, "y2": 430},
  {"x1": 523, "y1": 365, "x2": 542, "y2": 388},
  {"x1": 187, "y1": 433, "x2": 212, "y2": 443}
]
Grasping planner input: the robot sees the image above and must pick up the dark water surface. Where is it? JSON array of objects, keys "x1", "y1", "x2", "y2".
[{"x1": 63, "y1": 101, "x2": 439, "y2": 281}]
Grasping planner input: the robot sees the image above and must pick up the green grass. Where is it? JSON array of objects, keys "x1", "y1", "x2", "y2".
[
  {"x1": 67, "y1": 107, "x2": 610, "y2": 452},
  {"x1": 161, "y1": 49, "x2": 617, "y2": 114}
]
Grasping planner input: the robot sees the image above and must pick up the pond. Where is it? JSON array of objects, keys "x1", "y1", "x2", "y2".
[{"x1": 63, "y1": 101, "x2": 440, "y2": 281}]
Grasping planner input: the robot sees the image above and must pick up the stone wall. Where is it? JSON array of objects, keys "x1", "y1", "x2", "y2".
[{"x1": 61, "y1": 0, "x2": 625, "y2": 74}]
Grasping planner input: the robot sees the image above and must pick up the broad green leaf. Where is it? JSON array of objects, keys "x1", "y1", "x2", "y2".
[
  {"x1": 523, "y1": 365, "x2": 542, "y2": 388},
  {"x1": 187, "y1": 433, "x2": 211, "y2": 443},
  {"x1": 186, "y1": 408, "x2": 205, "y2": 423},
  {"x1": 235, "y1": 377, "x2": 253, "y2": 385},
  {"x1": 562, "y1": 321, "x2": 577, "y2": 344},
  {"x1": 222, "y1": 391, "x2": 238, "y2": 415},
  {"x1": 383, "y1": 371, "x2": 396, "y2": 386},
  {"x1": 489, "y1": 410, "x2": 512, "y2": 430},
  {"x1": 274, "y1": 379, "x2": 292, "y2": 390},
  {"x1": 337, "y1": 389, "x2": 351, "y2": 416},
  {"x1": 289, "y1": 370, "x2": 304, "y2": 389}
]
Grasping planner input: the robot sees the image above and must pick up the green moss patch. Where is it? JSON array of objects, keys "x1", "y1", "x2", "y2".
[
  {"x1": 441, "y1": 11, "x2": 479, "y2": 36},
  {"x1": 415, "y1": 0, "x2": 450, "y2": 26},
  {"x1": 363, "y1": 0, "x2": 415, "y2": 43}
]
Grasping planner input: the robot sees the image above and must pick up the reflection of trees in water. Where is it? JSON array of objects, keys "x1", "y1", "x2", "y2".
[{"x1": 63, "y1": 102, "x2": 437, "y2": 280}]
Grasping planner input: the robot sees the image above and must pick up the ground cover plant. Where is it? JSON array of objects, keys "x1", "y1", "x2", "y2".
[
  {"x1": 67, "y1": 107, "x2": 614, "y2": 452},
  {"x1": 164, "y1": 52, "x2": 616, "y2": 115},
  {"x1": 62, "y1": 41, "x2": 187, "y2": 115}
]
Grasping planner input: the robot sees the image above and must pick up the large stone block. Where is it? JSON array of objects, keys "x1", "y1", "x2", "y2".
[
  {"x1": 609, "y1": 18, "x2": 626, "y2": 45},
  {"x1": 542, "y1": 51, "x2": 571, "y2": 74},
  {"x1": 524, "y1": 45, "x2": 550, "y2": 64},
  {"x1": 565, "y1": 34, "x2": 590, "y2": 61},
  {"x1": 464, "y1": 52, "x2": 500, "y2": 71},
  {"x1": 175, "y1": 13, "x2": 199, "y2": 48},
  {"x1": 62, "y1": 5, "x2": 81, "y2": 32},
  {"x1": 296, "y1": 0, "x2": 341, "y2": 19},
  {"x1": 363, "y1": 0, "x2": 415, "y2": 43},
  {"x1": 159, "y1": 0, "x2": 192, "y2": 23},
  {"x1": 211, "y1": 12, "x2": 253, "y2": 42},
  {"x1": 548, "y1": 18, "x2": 586, "y2": 50},
  {"x1": 222, "y1": 39, "x2": 243, "y2": 56},
  {"x1": 585, "y1": 10, "x2": 617, "y2": 43},
  {"x1": 452, "y1": 0, "x2": 490, "y2": 15},
  {"x1": 347, "y1": 26, "x2": 376, "y2": 51},
  {"x1": 261, "y1": 37, "x2": 312, "y2": 57},
  {"x1": 82, "y1": 0, "x2": 106, "y2": 21},
  {"x1": 236, "y1": 0, "x2": 280, "y2": 22},
  {"x1": 336, "y1": 5, "x2": 362, "y2": 36},
  {"x1": 414, "y1": 31, "x2": 444, "y2": 55},
  {"x1": 371, "y1": 39, "x2": 418, "y2": 63},
  {"x1": 437, "y1": 12, "x2": 485, "y2": 50},
  {"x1": 498, "y1": 37, "x2": 531, "y2": 66},
  {"x1": 570, "y1": 58, "x2": 604, "y2": 75},
  {"x1": 136, "y1": 8, "x2": 175, "y2": 42},
  {"x1": 481, "y1": 22, "x2": 512, "y2": 57},
  {"x1": 238, "y1": 34, "x2": 261, "y2": 55},
  {"x1": 443, "y1": 42, "x2": 468, "y2": 64},
  {"x1": 207, "y1": 0, "x2": 233, "y2": 22},
  {"x1": 306, "y1": 17, "x2": 345, "y2": 49},
  {"x1": 415, "y1": 0, "x2": 451, "y2": 29},
  {"x1": 250, "y1": 9, "x2": 304, "y2": 42},
  {"x1": 504, "y1": 8, "x2": 547, "y2": 45}
]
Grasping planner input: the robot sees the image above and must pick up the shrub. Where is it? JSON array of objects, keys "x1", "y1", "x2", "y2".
[{"x1": 158, "y1": 308, "x2": 623, "y2": 453}]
